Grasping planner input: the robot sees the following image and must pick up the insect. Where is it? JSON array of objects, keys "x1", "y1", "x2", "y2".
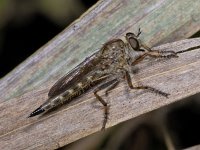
[{"x1": 28, "y1": 29, "x2": 178, "y2": 130}]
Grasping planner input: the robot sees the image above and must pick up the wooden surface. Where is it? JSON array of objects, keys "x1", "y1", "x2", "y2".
[
  {"x1": 0, "y1": 0, "x2": 200, "y2": 101},
  {"x1": 184, "y1": 145, "x2": 200, "y2": 150},
  {"x1": 1, "y1": 38, "x2": 200, "y2": 149},
  {"x1": 0, "y1": 0, "x2": 200, "y2": 149}
]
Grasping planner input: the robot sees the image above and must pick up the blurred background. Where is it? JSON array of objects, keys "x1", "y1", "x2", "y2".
[
  {"x1": 0, "y1": 0, "x2": 98, "y2": 78},
  {"x1": 0, "y1": 0, "x2": 200, "y2": 150}
]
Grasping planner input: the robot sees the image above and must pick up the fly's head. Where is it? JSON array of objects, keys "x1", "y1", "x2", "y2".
[{"x1": 125, "y1": 32, "x2": 140, "y2": 51}]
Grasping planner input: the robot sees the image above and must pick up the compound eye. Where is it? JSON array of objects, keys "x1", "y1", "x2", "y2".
[
  {"x1": 126, "y1": 32, "x2": 136, "y2": 38},
  {"x1": 126, "y1": 32, "x2": 139, "y2": 50}
]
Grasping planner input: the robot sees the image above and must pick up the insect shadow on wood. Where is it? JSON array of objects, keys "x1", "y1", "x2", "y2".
[{"x1": 28, "y1": 28, "x2": 179, "y2": 130}]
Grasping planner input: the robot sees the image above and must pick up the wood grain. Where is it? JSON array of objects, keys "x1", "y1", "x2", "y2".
[
  {"x1": 0, "y1": 0, "x2": 200, "y2": 102},
  {"x1": 0, "y1": 38, "x2": 200, "y2": 149}
]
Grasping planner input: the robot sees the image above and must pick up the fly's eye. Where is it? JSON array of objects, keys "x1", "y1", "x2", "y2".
[
  {"x1": 126, "y1": 32, "x2": 136, "y2": 38},
  {"x1": 126, "y1": 32, "x2": 139, "y2": 50}
]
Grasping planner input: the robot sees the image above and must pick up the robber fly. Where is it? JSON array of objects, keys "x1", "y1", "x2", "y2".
[{"x1": 28, "y1": 29, "x2": 178, "y2": 130}]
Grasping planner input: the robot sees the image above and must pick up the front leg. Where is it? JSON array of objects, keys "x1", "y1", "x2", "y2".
[
  {"x1": 124, "y1": 70, "x2": 169, "y2": 97},
  {"x1": 132, "y1": 50, "x2": 178, "y2": 65}
]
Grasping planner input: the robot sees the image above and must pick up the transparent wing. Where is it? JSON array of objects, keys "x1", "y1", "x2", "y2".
[{"x1": 48, "y1": 52, "x2": 100, "y2": 98}]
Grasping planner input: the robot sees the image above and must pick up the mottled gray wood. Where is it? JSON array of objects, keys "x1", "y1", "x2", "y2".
[
  {"x1": 0, "y1": 38, "x2": 200, "y2": 149},
  {"x1": 0, "y1": 0, "x2": 200, "y2": 102}
]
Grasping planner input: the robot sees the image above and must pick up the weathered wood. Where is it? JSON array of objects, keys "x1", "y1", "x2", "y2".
[
  {"x1": 0, "y1": 0, "x2": 200, "y2": 102},
  {"x1": 0, "y1": 38, "x2": 200, "y2": 149},
  {"x1": 184, "y1": 145, "x2": 200, "y2": 150}
]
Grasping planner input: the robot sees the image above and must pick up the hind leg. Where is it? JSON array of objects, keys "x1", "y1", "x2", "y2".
[{"x1": 93, "y1": 79, "x2": 119, "y2": 130}]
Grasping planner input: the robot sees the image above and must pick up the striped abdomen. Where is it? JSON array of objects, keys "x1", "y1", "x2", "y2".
[{"x1": 28, "y1": 74, "x2": 106, "y2": 117}]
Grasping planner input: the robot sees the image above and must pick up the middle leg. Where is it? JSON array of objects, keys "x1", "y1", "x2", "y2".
[{"x1": 124, "y1": 70, "x2": 169, "y2": 97}]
